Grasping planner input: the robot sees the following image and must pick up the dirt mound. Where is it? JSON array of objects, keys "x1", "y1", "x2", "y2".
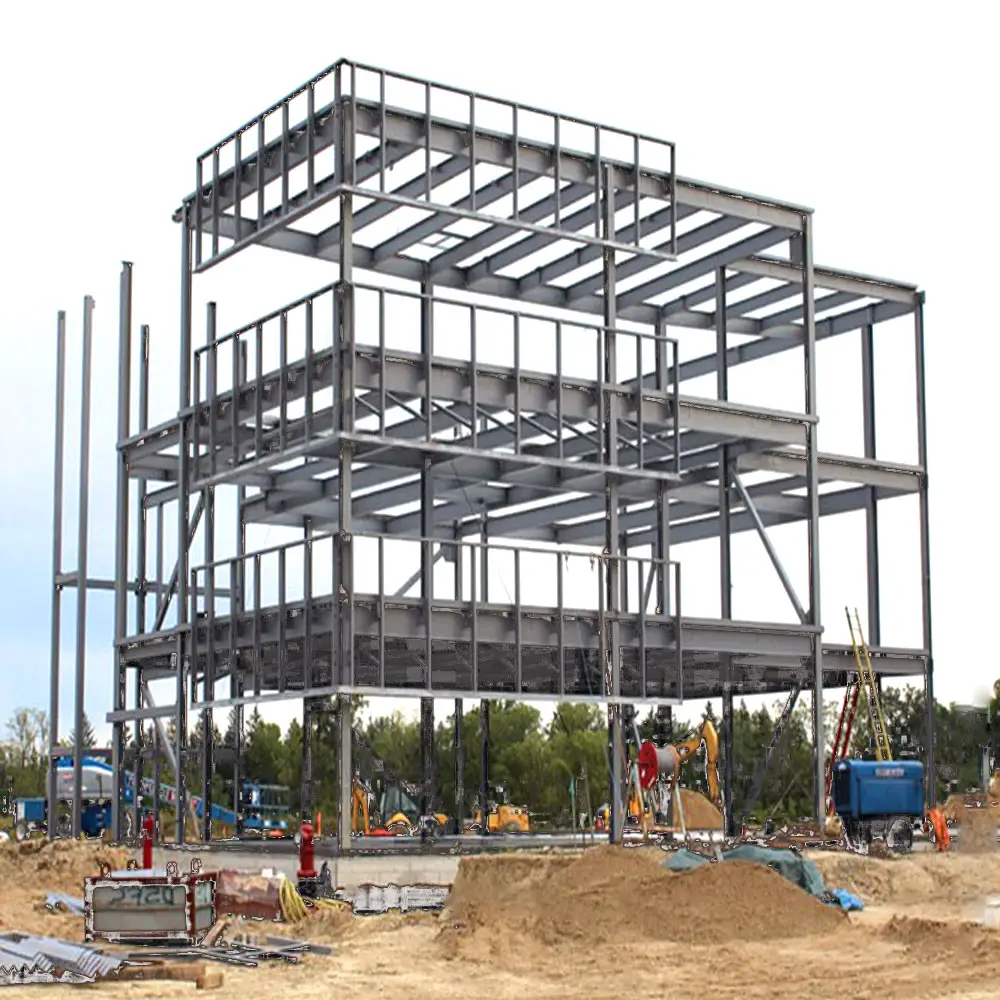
[
  {"x1": 677, "y1": 788, "x2": 723, "y2": 829},
  {"x1": 879, "y1": 915, "x2": 1000, "y2": 965},
  {"x1": 955, "y1": 807, "x2": 998, "y2": 854},
  {"x1": 810, "y1": 850, "x2": 1000, "y2": 906},
  {"x1": 0, "y1": 838, "x2": 129, "y2": 892},
  {"x1": 439, "y1": 846, "x2": 845, "y2": 958}
]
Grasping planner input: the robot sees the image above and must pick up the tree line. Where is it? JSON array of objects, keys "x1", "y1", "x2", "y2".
[{"x1": 1, "y1": 685, "x2": 995, "y2": 829}]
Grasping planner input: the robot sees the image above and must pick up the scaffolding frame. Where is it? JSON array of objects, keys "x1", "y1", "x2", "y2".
[{"x1": 47, "y1": 58, "x2": 933, "y2": 847}]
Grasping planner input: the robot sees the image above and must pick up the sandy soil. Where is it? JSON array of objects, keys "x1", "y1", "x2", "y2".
[{"x1": 3, "y1": 838, "x2": 1000, "y2": 999}]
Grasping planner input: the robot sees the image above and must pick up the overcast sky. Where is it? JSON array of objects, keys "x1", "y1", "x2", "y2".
[{"x1": 1, "y1": 2, "x2": 997, "y2": 749}]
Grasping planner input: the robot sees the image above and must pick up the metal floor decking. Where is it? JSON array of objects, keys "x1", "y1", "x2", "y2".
[{"x1": 117, "y1": 591, "x2": 927, "y2": 710}]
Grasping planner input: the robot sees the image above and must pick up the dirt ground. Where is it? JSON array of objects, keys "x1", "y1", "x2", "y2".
[{"x1": 4, "y1": 837, "x2": 1000, "y2": 999}]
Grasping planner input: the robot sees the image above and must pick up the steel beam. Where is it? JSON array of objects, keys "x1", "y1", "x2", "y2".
[
  {"x1": 800, "y1": 218, "x2": 824, "y2": 823},
  {"x1": 175, "y1": 207, "x2": 193, "y2": 845},
  {"x1": 111, "y1": 263, "x2": 133, "y2": 841},
  {"x1": 47, "y1": 310, "x2": 67, "y2": 838},
  {"x1": 730, "y1": 254, "x2": 920, "y2": 307},
  {"x1": 335, "y1": 90, "x2": 356, "y2": 856},
  {"x1": 914, "y1": 295, "x2": 934, "y2": 804},
  {"x1": 716, "y1": 266, "x2": 735, "y2": 837},
  {"x1": 132, "y1": 323, "x2": 151, "y2": 841},
  {"x1": 71, "y1": 295, "x2": 95, "y2": 839}
]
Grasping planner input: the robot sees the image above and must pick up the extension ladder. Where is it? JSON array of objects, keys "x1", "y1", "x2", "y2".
[
  {"x1": 846, "y1": 607, "x2": 892, "y2": 763},
  {"x1": 824, "y1": 608, "x2": 891, "y2": 814}
]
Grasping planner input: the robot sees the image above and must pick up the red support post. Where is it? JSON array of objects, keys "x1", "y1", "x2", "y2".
[
  {"x1": 141, "y1": 812, "x2": 154, "y2": 869},
  {"x1": 298, "y1": 821, "x2": 316, "y2": 880}
]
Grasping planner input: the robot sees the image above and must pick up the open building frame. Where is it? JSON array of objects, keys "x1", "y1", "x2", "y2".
[{"x1": 46, "y1": 59, "x2": 933, "y2": 846}]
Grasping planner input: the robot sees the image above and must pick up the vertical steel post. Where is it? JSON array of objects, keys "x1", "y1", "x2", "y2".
[
  {"x1": 654, "y1": 315, "x2": 673, "y2": 700},
  {"x1": 48, "y1": 311, "x2": 67, "y2": 837},
  {"x1": 861, "y1": 323, "x2": 881, "y2": 705},
  {"x1": 301, "y1": 520, "x2": 314, "y2": 824},
  {"x1": 454, "y1": 699, "x2": 464, "y2": 834},
  {"x1": 133, "y1": 324, "x2": 150, "y2": 840},
  {"x1": 335, "y1": 76, "x2": 356, "y2": 853},
  {"x1": 302, "y1": 697, "x2": 314, "y2": 823},
  {"x1": 201, "y1": 303, "x2": 217, "y2": 842},
  {"x1": 420, "y1": 698, "x2": 435, "y2": 824},
  {"x1": 602, "y1": 164, "x2": 624, "y2": 845},
  {"x1": 232, "y1": 341, "x2": 248, "y2": 831},
  {"x1": 420, "y1": 277, "x2": 435, "y2": 818},
  {"x1": 716, "y1": 266, "x2": 735, "y2": 836},
  {"x1": 801, "y1": 214, "x2": 824, "y2": 821},
  {"x1": 72, "y1": 295, "x2": 95, "y2": 839},
  {"x1": 479, "y1": 513, "x2": 490, "y2": 836},
  {"x1": 176, "y1": 206, "x2": 194, "y2": 844},
  {"x1": 112, "y1": 263, "x2": 133, "y2": 842},
  {"x1": 914, "y1": 294, "x2": 934, "y2": 803},
  {"x1": 454, "y1": 525, "x2": 464, "y2": 833}
]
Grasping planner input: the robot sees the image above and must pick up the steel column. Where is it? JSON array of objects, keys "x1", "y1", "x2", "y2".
[
  {"x1": 914, "y1": 295, "x2": 935, "y2": 803},
  {"x1": 419, "y1": 277, "x2": 435, "y2": 819},
  {"x1": 111, "y1": 262, "x2": 133, "y2": 842},
  {"x1": 861, "y1": 322, "x2": 881, "y2": 708},
  {"x1": 801, "y1": 214, "x2": 824, "y2": 821},
  {"x1": 601, "y1": 164, "x2": 624, "y2": 845},
  {"x1": 453, "y1": 531, "x2": 464, "y2": 834},
  {"x1": 335, "y1": 79, "x2": 356, "y2": 854},
  {"x1": 47, "y1": 310, "x2": 67, "y2": 838},
  {"x1": 715, "y1": 266, "x2": 735, "y2": 836},
  {"x1": 479, "y1": 513, "x2": 490, "y2": 836},
  {"x1": 175, "y1": 206, "x2": 193, "y2": 844},
  {"x1": 132, "y1": 323, "x2": 150, "y2": 842},
  {"x1": 232, "y1": 341, "x2": 248, "y2": 832},
  {"x1": 71, "y1": 295, "x2": 95, "y2": 840}
]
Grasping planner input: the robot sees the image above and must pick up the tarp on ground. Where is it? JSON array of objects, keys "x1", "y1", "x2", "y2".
[{"x1": 665, "y1": 844, "x2": 828, "y2": 898}]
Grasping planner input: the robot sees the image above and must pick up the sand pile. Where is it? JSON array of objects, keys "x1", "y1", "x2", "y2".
[
  {"x1": 676, "y1": 788, "x2": 723, "y2": 829},
  {"x1": 879, "y1": 915, "x2": 1000, "y2": 965},
  {"x1": 810, "y1": 850, "x2": 1000, "y2": 906},
  {"x1": 954, "y1": 807, "x2": 998, "y2": 854},
  {"x1": 0, "y1": 837, "x2": 129, "y2": 890},
  {"x1": 0, "y1": 839, "x2": 130, "y2": 938},
  {"x1": 439, "y1": 846, "x2": 845, "y2": 957}
]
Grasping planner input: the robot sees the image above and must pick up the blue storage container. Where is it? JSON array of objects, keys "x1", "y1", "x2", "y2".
[{"x1": 832, "y1": 758, "x2": 924, "y2": 820}]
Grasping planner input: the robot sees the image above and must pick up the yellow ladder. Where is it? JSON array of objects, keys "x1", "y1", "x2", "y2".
[{"x1": 845, "y1": 607, "x2": 892, "y2": 762}]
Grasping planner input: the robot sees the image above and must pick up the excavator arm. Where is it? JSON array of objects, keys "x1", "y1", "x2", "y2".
[
  {"x1": 673, "y1": 721, "x2": 721, "y2": 806},
  {"x1": 351, "y1": 777, "x2": 372, "y2": 834}
]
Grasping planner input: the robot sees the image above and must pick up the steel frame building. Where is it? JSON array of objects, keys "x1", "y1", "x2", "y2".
[{"x1": 46, "y1": 59, "x2": 933, "y2": 847}]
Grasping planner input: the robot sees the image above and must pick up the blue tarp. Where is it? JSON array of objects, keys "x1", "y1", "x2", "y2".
[
  {"x1": 664, "y1": 844, "x2": 863, "y2": 910},
  {"x1": 827, "y1": 888, "x2": 864, "y2": 911}
]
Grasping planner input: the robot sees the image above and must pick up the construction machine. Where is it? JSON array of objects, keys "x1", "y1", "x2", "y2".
[
  {"x1": 595, "y1": 720, "x2": 722, "y2": 833},
  {"x1": 350, "y1": 727, "x2": 449, "y2": 836},
  {"x1": 468, "y1": 782, "x2": 531, "y2": 834}
]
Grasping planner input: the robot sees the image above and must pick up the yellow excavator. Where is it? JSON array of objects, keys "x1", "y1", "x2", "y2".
[
  {"x1": 351, "y1": 771, "x2": 449, "y2": 837},
  {"x1": 595, "y1": 720, "x2": 721, "y2": 832},
  {"x1": 468, "y1": 782, "x2": 531, "y2": 834}
]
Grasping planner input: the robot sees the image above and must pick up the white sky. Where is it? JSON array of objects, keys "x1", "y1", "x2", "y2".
[{"x1": 1, "y1": 2, "x2": 998, "y2": 749}]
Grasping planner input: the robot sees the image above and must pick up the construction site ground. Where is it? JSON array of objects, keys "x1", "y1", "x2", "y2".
[{"x1": 4, "y1": 832, "x2": 1000, "y2": 999}]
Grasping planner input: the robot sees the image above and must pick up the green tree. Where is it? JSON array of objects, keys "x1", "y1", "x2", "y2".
[{"x1": 63, "y1": 713, "x2": 98, "y2": 753}]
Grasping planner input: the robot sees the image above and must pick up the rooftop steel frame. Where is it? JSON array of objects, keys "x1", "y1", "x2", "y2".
[{"x1": 47, "y1": 59, "x2": 933, "y2": 848}]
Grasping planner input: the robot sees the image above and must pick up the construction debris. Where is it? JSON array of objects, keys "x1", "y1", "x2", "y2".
[
  {"x1": 44, "y1": 892, "x2": 85, "y2": 916},
  {"x1": 0, "y1": 931, "x2": 126, "y2": 980},
  {"x1": 115, "y1": 959, "x2": 224, "y2": 989},
  {"x1": 215, "y1": 869, "x2": 283, "y2": 921},
  {"x1": 339, "y1": 882, "x2": 450, "y2": 915}
]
